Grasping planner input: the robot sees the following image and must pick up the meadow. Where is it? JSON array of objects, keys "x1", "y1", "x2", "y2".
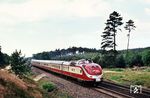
[{"x1": 103, "y1": 67, "x2": 150, "y2": 88}]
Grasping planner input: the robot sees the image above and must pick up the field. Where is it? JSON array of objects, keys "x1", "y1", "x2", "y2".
[{"x1": 103, "y1": 67, "x2": 150, "y2": 88}]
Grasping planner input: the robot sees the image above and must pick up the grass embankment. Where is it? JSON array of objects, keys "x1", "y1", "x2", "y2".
[
  {"x1": 37, "y1": 77, "x2": 72, "y2": 98},
  {"x1": 0, "y1": 69, "x2": 72, "y2": 98},
  {"x1": 0, "y1": 70, "x2": 44, "y2": 98},
  {"x1": 103, "y1": 67, "x2": 150, "y2": 88}
]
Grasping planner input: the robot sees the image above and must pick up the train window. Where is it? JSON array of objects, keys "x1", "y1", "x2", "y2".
[
  {"x1": 92, "y1": 66, "x2": 94, "y2": 69},
  {"x1": 70, "y1": 62, "x2": 76, "y2": 66},
  {"x1": 71, "y1": 69, "x2": 75, "y2": 71},
  {"x1": 80, "y1": 70, "x2": 82, "y2": 73}
]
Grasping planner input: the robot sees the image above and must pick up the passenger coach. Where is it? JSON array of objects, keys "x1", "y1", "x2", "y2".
[{"x1": 31, "y1": 59, "x2": 103, "y2": 83}]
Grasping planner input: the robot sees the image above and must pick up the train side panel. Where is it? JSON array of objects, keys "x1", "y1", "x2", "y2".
[
  {"x1": 31, "y1": 60, "x2": 102, "y2": 82},
  {"x1": 32, "y1": 61, "x2": 95, "y2": 81}
]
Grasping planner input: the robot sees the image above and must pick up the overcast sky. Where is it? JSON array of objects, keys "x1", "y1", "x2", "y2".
[{"x1": 0, "y1": 0, "x2": 150, "y2": 57}]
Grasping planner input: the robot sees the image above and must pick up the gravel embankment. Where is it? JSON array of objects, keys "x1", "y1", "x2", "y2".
[{"x1": 32, "y1": 67, "x2": 113, "y2": 98}]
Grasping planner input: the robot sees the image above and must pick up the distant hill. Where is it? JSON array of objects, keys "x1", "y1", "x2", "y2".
[
  {"x1": 32, "y1": 46, "x2": 101, "y2": 60},
  {"x1": 120, "y1": 47, "x2": 150, "y2": 52},
  {"x1": 32, "y1": 46, "x2": 150, "y2": 60}
]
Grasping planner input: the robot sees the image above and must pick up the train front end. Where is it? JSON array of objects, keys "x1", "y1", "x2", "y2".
[
  {"x1": 83, "y1": 63, "x2": 103, "y2": 82},
  {"x1": 77, "y1": 59, "x2": 103, "y2": 83}
]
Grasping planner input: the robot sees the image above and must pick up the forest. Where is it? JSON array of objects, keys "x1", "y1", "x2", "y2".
[{"x1": 32, "y1": 46, "x2": 150, "y2": 68}]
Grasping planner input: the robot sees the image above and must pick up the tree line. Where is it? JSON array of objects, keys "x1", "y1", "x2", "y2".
[
  {"x1": 32, "y1": 46, "x2": 150, "y2": 68},
  {"x1": 92, "y1": 48, "x2": 150, "y2": 68},
  {"x1": 33, "y1": 47, "x2": 100, "y2": 60},
  {"x1": 0, "y1": 46, "x2": 10, "y2": 68}
]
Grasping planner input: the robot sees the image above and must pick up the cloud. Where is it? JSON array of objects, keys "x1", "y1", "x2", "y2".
[
  {"x1": 0, "y1": 0, "x2": 111, "y2": 24},
  {"x1": 136, "y1": 19, "x2": 150, "y2": 32},
  {"x1": 145, "y1": 8, "x2": 150, "y2": 15},
  {"x1": 63, "y1": 0, "x2": 111, "y2": 18},
  {"x1": 143, "y1": 0, "x2": 150, "y2": 4}
]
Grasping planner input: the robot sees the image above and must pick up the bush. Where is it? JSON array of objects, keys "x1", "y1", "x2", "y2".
[
  {"x1": 115, "y1": 55, "x2": 126, "y2": 68},
  {"x1": 125, "y1": 52, "x2": 144, "y2": 67},
  {"x1": 0, "y1": 52, "x2": 10, "y2": 68},
  {"x1": 110, "y1": 68, "x2": 124, "y2": 72},
  {"x1": 134, "y1": 79, "x2": 144, "y2": 85},
  {"x1": 42, "y1": 82, "x2": 56, "y2": 92},
  {"x1": 100, "y1": 53, "x2": 117, "y2": 68},
  {"x1": 130, "y1": 54, "x2": 143, "y2": 67},
  {"x1": 142, "y1": 50, "x2": 150, "y2": 66},
  {"x1": 10, "y1": 50, "x2": 31, "y2": 76},
  {"x1": 125, "y1": 51, "x2": 135, "y2": 66},
  {"x1": 92, "y1": 55, "x2": 101, "y2": 64}
]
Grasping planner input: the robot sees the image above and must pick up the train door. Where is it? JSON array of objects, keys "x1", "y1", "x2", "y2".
[{"x1": 61, "y1": 62, "x2": 64, "y2": 73}]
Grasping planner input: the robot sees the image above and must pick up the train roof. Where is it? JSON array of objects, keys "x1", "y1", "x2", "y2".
[
  {"x1": 31, "y1": 59, "x2": 70, "y2": 65},
  {"x1": 31, "y1": 59, "x2": 95, "y2": 66}
]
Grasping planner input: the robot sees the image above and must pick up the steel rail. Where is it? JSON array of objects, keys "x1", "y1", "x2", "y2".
[{"x1": 96, "y1": 81, "x2": 150, "y2": 98}]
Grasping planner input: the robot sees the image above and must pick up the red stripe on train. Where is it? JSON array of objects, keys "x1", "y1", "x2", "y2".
[{"x1": 32, "y1": 64, "x2": 94, "y2": 81}]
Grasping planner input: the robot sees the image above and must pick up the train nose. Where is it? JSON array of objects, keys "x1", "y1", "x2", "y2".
[
  {"x1": 93, "y1": 70, "x2": 101, "y2": 74},
  {"x1": 84, "y1": 65, "x2": 102, "y2": 75}
]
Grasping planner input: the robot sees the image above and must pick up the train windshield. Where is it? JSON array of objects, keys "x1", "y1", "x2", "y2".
[
  {"x1": 78, "y1": 59, "x2": 93, "y2": 64},
  {"x1": 83, "y1": 65, "x2": 102, "y2": 75}
]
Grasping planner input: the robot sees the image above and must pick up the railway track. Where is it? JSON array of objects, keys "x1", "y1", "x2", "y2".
[
  {"x1": 93, "y1": 81, "x2": 150, "y2": 98},
  {"x1": 33, "y1": 66, "x2": 150, "y2": 98},
  {"x1": 32, "y1": 67, "x2": 113, "y2": 98}
]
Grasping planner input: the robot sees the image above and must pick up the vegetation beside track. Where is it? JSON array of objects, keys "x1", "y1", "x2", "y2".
[
  {"x1": 103, "y1": 67, "x2": 150, "y2": 88},
  {"x1": 0, "y1": 69, "x2": 72, "y2": 98},
  {"x1": 37, "y1": 77, "x2": 72, "y2": 98},
  {"x1": 0, "y1": 70, "x2": 44, "y2": 98}
]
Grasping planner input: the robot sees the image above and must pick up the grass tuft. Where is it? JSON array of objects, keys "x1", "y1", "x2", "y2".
[
  {"x1": 42, "y1": 82, "x2": 56, "y2": 92},
  {"x1": 109, "y1": 68, "x2": 124, "y2": 72}
]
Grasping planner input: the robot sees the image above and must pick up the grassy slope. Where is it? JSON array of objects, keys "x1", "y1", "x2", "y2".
[
  {"x1": 0, "y1": 69, "x2": 72, "y2": 98},
  {"x1": 0, "y1": 70, "x2": 49, "y2": 98},
  {"x1": 103, "y1": 67, "x2": 150, "y2": 88}
]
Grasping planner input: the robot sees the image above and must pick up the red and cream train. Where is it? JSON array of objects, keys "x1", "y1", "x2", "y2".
[{"x1": 31, "y1": 59, "x2": 103, "y2": 83}]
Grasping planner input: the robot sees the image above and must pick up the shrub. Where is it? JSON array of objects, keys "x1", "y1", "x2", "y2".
[
  {"x1": 110, "y1": 68, "x2": 124, "y2": 72},
  {"x1": 10, "y1": 50, "x2": 31, "y2": 76},
  {"x1": 115, "y1": 55, "x2": 126, "y2": 68},
  {"x1": 142, "y1": 50, "x2": 150, "y2": 66},
  {"x1": 125, "y1": 52, "x2": 144, "y2": 67},
  {"x1": 130, "y1": 54, "x2": 144, "y2": 67},
  {"x1": 92, "y1": 55, "x2": 101, "y2": 64},
  {"x1": 0, "y1": 52, "x2": 10, "y2": 68},
  {"x1": 134, "y1": 79, "x2": 144, "y2": 85},
  {"x1": 101, "y1": 53, "x2": 116, "y2": 68},
  {"x1": 42, "y1": 82, "x2": 56, "y2": 92}
]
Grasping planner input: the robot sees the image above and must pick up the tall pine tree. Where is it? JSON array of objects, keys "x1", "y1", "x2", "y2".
[
  {"x1": 101, "y1": 11, "x2": 123, "y2": 51},
  {"x1": 124, "y1": 19, "x2": 136, "y2": 56}
]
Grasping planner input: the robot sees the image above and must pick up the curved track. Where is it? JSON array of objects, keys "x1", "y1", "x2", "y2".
[
  {"x1": 93, "y1": 81, "x2": 150, "y2": 98},
  {"x1": 33, "y1": 66, "x2": 150, "y2": 98}
]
